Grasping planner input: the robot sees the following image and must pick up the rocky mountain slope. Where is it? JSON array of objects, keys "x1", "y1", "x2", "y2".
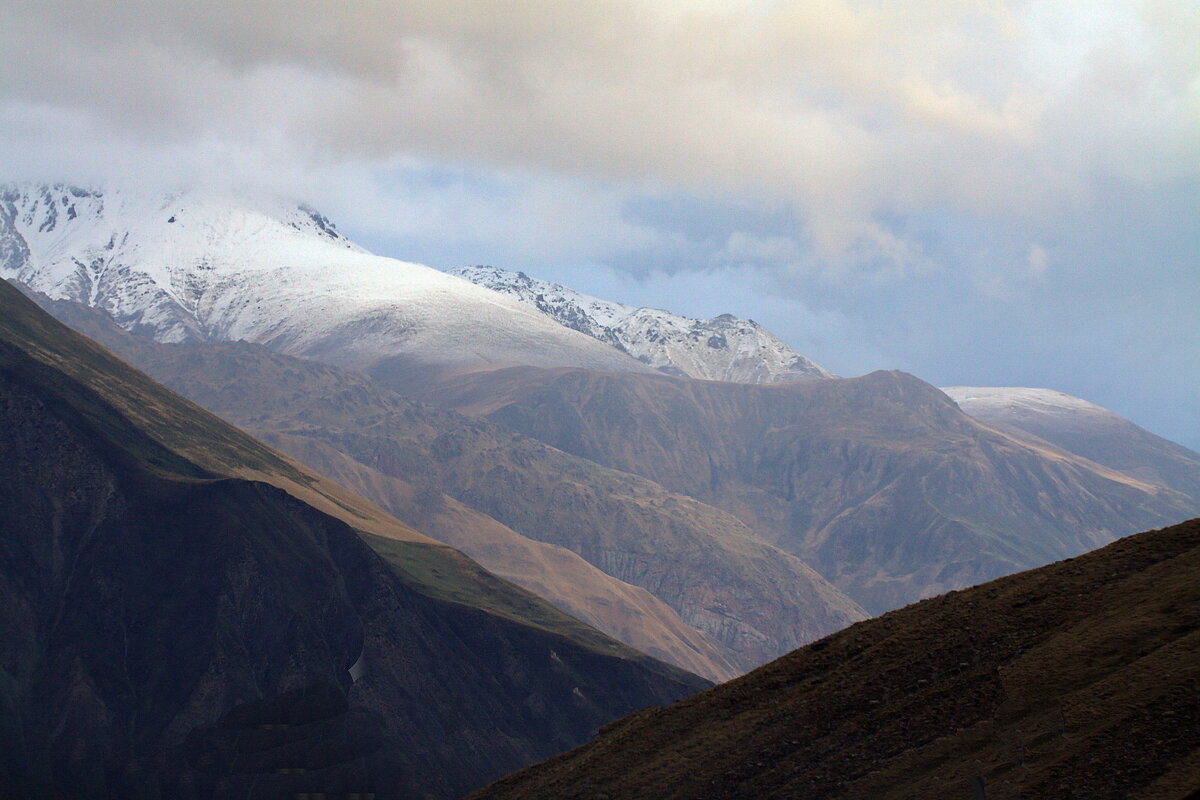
[
  {"x1": 944, "y1": 386, "x2": 1200, "y2": 499},
  {"x1": 0, "y1": 279, "x2": 707, "y2": 800},
  {"x1": 450, "y1": 265, "x2": 835, "y2": 383},
  {"x1": 471, "y1": 517, "x2": 1200, "y2": 800},
  {"x1": 24, "y1": 288, "x2": 866, "y2": 677},
  {"x1": 416, "y1": 366, "x2": 1200, "y2": 613},
  {"x1": 0, "y1": 184, "x2": 646, "y2": 374},
  {"x1": 252, "y1": 430, "x2": 742, "y2": 683}
]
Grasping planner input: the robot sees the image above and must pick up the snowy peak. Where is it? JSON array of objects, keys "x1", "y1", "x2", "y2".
[
  {"x1": 449, "y1": 265, "x2": 836, "y2": 384},
  {"x1": 942, "y1": 385, "x2": 1200, "y2": 498},
  {"x1": 0, "y1": 184, "x2": 649, "y2": 375},
  {"x1": 941, "y1": 386, "x2": 1115, "y2": 424}
]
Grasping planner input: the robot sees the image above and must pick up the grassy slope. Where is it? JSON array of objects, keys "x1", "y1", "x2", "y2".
[
  {"x1": 472, "y1": 517, "x2": 1200, "y2": 800},
  {"x1": 262, "y1": 431, "x2": 739, "y2": 681}
]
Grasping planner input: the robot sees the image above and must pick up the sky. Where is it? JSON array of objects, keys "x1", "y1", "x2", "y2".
[{"x1": 3, "y1": 0, "x2": 1198, "y2": 448}]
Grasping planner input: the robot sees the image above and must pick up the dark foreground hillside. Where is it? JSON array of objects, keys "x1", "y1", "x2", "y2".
[
  {"x1": 0, "y1": 279, "x2": 706, "y2": 800},
  {"x1": 472, "y1": 517, "x2": 1200, "y2": 800}
]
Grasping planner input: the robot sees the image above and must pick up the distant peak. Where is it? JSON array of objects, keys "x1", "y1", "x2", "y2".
[{"x1": 448, "y1": 265, "x2": 836, "y2": 384}]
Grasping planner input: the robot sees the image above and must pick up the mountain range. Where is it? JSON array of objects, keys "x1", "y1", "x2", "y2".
[
  {"x1": 411, "y1": 364, "x2": 1200, "y2": 613},
  {"x1": 0, "y1": 184, "x2": 643, "y2": 375},
  {"x1": 449, "y1": 265, "x2": 835, "y2": 383},
  {"x1": 7, "y1": 181, "x2": 1198, "y2": 647},
  {"x1": 25, "y1": 289, "x2": 865, "y2": 679},
  {"x1": 4, "y1": 181, "x2": 1199, "y2": 797}
]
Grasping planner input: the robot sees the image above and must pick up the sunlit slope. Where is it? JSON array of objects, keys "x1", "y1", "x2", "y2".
[{"x1": 24, "y1": 287, "x2": 865, "y2": 674}]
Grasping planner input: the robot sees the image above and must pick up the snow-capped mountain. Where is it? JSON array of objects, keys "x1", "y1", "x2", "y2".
[
  {"x1": 0, "y1": 185, "x2": 648, "y2": 374},
  {"x1": 941, "y1": 386, "x2": 1113, "y2": 425},
  {"x1": 449, "y1": 266, "x2": 836, "y2": 383},
  {"x1": 943, "y1": 386, "x2": 1200, "y2": 497}
]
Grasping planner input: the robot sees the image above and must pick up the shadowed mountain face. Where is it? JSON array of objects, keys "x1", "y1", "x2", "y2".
[
  {"x1": 411, "y1": 367, "x2": 1200, "y2": 613},
  {"x1": 0, "y1": 280, "x2": 707, "y2": 800},
  {"x1": 24, "y1": 289, "x2": 867, "y2": 677},
  {"x1": 470, "y1": 517, "x2": 1200, "y2": 800}
]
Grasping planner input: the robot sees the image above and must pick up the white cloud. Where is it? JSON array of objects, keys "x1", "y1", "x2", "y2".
[
  {"x1": 2, "y1": 0, "x2": 1196, "y2": 279},
  {"x1": 1026, "y1": 244, "x2": 1049, "y2": 280}
]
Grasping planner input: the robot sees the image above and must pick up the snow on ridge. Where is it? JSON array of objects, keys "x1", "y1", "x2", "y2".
[
  {"x1": 449, "y1": 265, "x2": 836, "y2": 384},
  {"x1": 0, "y1": 183, "x2": 650, "y2": 374},
  {"x1": 941, "y1": 386, "x2": 1113, "y2": 419}
]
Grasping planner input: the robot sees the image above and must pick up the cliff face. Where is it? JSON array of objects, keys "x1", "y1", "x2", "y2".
[
  {"x1": 470, "y1": 517, "x2": 1200, "y2": 800},
  {"x1": 0, "y1": 280, "x2": 706, "y2": 800}
]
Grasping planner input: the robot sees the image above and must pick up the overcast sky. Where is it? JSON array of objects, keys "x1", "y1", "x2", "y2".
[{"x1": 3, "y1": 0, "x2": 1197, "y2": 448}]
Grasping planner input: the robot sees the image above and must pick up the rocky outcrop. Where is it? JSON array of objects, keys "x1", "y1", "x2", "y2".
[{"x1": 450, "y1": 265, "x2": 835, "y2": 383}]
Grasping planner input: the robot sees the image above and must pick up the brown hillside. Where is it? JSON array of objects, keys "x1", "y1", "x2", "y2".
[
  {"x1": 24, "y1": 289, "x2": 865, "y2": 674},
  {"x1": 256, "y1": 430, "x2": 740, "y2": 681},
  {"x1": 472, "y1": 517, "x2": 1200, "y2": 800},
  {"x1": 416, "y1": 365, "x2": 1200, "y2": 613},
  {"x1": 0, "y1": 278, "x2": 708, "y2": 800}
]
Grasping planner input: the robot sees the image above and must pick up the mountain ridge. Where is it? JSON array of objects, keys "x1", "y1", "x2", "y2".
[
  {"x1": 0, "y1": 183, "x2": 649, "y2": 375},
  {"x1": 450, "y1": 265, "x2": 835, "y2": 383},
  {"x1": 414, "y1": 364, "x2": 1200, "y2": 613},
  {"x1": 20, "y1": 283, "x2": 865, "y2": 676},
  {"x1": 944, "y1": 385, "x2": 1200, "y2": 500},
  {"x1": 0, "y1": 276, "x2": 708, "y2": 799}
]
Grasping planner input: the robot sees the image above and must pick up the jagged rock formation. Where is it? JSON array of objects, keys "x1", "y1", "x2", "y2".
[
  {"x1": 0, "y1": 184, "x2": 647, "y2": 374},
  {"x1": 450, "y1": 265, "x2": 835, "y2": 383}
]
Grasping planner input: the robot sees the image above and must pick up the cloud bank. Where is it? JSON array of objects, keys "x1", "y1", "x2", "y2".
[
  {"x1": 3, "y1": 0, "x2": 1197, "y2": 448},
  {"x1": 5, "y1": 0, "x2": 1196, "y2": 272}
]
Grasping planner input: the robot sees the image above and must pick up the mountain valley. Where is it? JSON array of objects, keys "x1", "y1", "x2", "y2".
[{"x1": 26, "y1": 288, "x2": 866, "y2": 677}]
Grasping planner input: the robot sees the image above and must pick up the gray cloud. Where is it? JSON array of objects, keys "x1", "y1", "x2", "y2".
[{"x1": 5, "y1": 0, "x2": 1196, "y2": 273}]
